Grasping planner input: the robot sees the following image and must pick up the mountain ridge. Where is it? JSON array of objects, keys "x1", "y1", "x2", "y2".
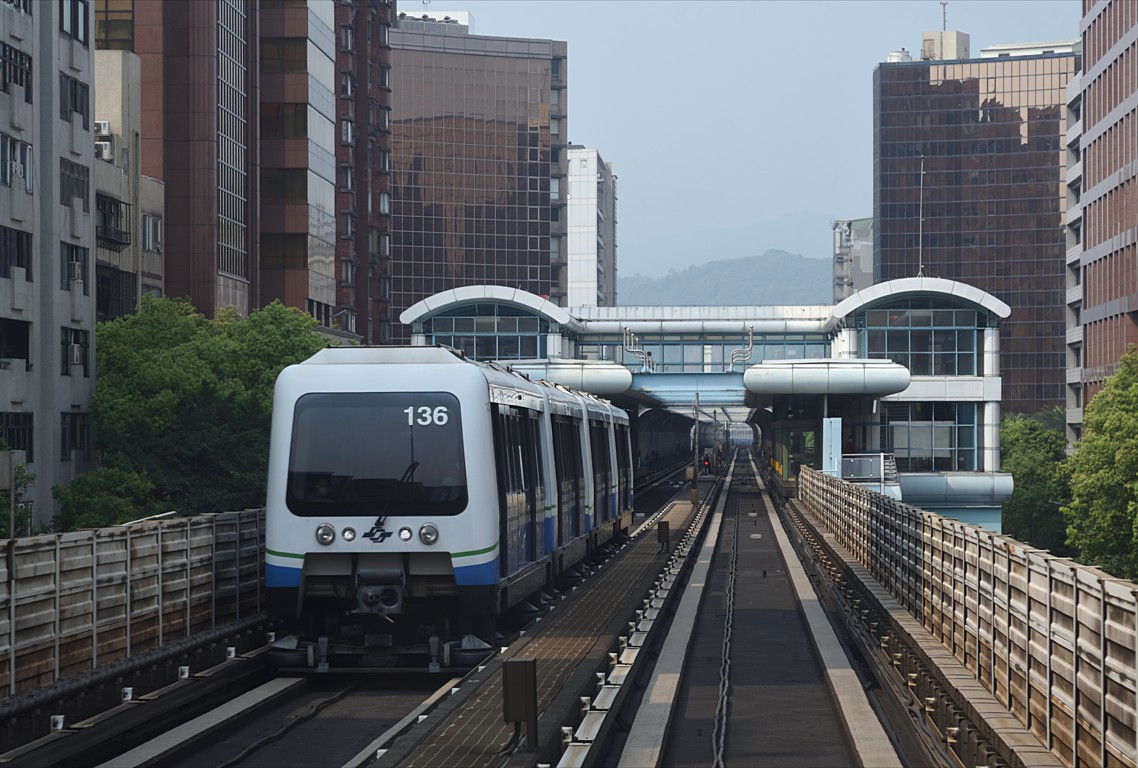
[{"x1": 616, "y1": 249, "x2": 833, "y2": 306}]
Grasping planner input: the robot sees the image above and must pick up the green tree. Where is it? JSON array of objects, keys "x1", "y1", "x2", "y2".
[
  {"x1": 52, "y1": 468, "x2": 162, "y2": 530},
  {"x1": 0, "y1": 454, "x2": 36, "y2": 539},
  {"x1": 1000, "y1": 413, "x2": 1071, "y2": 556},
  {"x1": 63, "y1": 297, "x2": 330, "y2": 521},
  {"x1": 1063, "y1": 348, "x2": 1138, "y2": 579}
]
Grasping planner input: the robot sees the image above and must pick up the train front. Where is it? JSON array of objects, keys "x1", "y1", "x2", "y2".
[{"x1": 264, "y1": 348, "x2": 497, "y2": 666}]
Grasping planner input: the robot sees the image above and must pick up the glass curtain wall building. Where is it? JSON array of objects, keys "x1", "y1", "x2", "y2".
[
  {"x1": 388, "y1": 14, "x2": 568, "y2": 344},
  {"x1": 873, "y1": 39, "x2": 1079, "y2": 414}
]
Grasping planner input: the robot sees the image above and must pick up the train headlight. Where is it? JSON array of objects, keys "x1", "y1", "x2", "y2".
[
  {"x1": 398, "y1": 527, "x2": 413, "y2": 542},
  {"x1": 419, "y1": 523, "x2": 439, "y2": 545},
  {"x1": 341, "y1": 527, "x2": 357, "y2": 542},
  {"x1": 315, "y1": 523, "x2": 336, "y2": 546}
]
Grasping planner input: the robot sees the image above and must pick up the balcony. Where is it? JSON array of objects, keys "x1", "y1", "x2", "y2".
[
  {"x1": 96, "y1": 224, "x2": 131, "y2": 251},
  {"x1": 96, "y1": 195, "x2": 132, "y2": 252}
]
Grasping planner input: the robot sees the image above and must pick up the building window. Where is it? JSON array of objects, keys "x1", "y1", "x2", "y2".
[
  {"x1": 59, "y1": 74, "x2": 89, "y2": 129},
  {"x1": 377, "y1": 23, "x2": 388, "y2": 46},
  {"x1": 339, "y1": 163, "x2": 354, "y2": 191},
  {"x1": 60, "y1": 326, "x2": 90, "y2": 377},
  {"x1": 339, "y1": 24, "x2": 353, "y2": 52},
  {"x1": 2, "y1": 0, "x2": 33, "y2": 14},
  {"x1": 378, "y1": 149, "x2": 390, "y2": 172},
  {"x1": 0, "y1": 412, "x2": 33, "y2": 463},
  {"x1": 60, "y1": 0, "x2": 90, "y2": 45},
  {"x1": 340, "y1": 118, "x2": 355, "y2": 145},
  {"x1": 861, "y1": 303, "x2": 979, "y2": 376},
  {"x1": 379, "y1": 106, "x2": 391, "y2": 130},
  {"x1": 379, "y1": 275, "x2": 390, "y2": 300},
  {"x1": 0, "y1": 43, "x2": 33, "y2": 103},
  {"x1": 378, "y1": 190, "x2": 390, "y2": 214},
  {"x1": 141, "y1": 213, "x2": 162, "y2": 252},
  {"x1": 60, "y1": 242, "x2": 89, "y2": 294},
  {"x1": 341, "y1": 211, "x2": 355, "y2": 238},
  {"x1": 0, "y1": 133, "x2": 32, "y2": 192},
  {"x1": 379, "y1": 65, "x2": 390, "y2": 89},
  {"x1": 60, "y1": 158, "x2": 89, "y2": 211},
  {"x1": 0, "y1": 225, "x2": 32, "y2": 280},
  {"x1": 94, "y1": 0, "x2": 134, "y2": 50},
  {"x1": 96, "y1": 194, "x2": 130, "y2": 246},
  {"x1": 340, "y1": 71, "x2": 355, "y2": 99},
  {"x1": 60, "y1": 412, "x2": 91, "y2": 461},
  {"x1": 550, "y1": 178, "x2": 560, "y2": 200},
  {"x1": 260, "y1": 38, "x2": 306, "y2": 74},
  {"x1": 881, "y1": 401, "x2": 976, "y2": 472}
]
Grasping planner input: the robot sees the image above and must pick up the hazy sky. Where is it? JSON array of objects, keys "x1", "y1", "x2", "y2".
[{"x1": 417, "y1": 0, "x2": 1081, "y2": 277}]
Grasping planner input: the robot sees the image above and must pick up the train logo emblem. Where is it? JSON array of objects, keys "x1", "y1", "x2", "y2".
[{"x1": 363, "y1": 519, "x2": 394, "y2": 543}]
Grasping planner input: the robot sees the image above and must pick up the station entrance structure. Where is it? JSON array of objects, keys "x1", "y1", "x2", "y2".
[{"x1": 402, "y1": 277, "x2": 1013, "y2": 529}]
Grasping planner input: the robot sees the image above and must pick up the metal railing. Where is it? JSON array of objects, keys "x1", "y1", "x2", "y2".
[
  {"x1": 0, "y1": 509, "x2": 264, "y2": 698},
  {"x1": 799, "y1": 467, "x2": 1137, "y2": 768}
]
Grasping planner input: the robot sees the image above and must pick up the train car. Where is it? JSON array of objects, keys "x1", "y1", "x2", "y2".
[{"x1": 265, "y1": 346, "x2": 633, "y2": 665}]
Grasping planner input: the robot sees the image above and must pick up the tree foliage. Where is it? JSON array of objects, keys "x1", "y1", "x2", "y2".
[
  {"x1": 62, "y1": 297, "x2": 330, "y2": 523},
  {"x1": 1063, "y1": 348, "x2": 1138, "y2": 580},
  {"x1": 52, "y1": 468, "x2": 162, "y2": 530},
  {"x1": 0, "y1": 457, "x2": 36, "y2": 539},
  {"x1": 1000, "y1": 413, "x2": 1070, "y2": 556}
]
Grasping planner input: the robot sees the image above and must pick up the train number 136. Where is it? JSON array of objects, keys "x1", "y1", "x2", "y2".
[{"x1": 404, "y1": 406, "x2": 449, "y2": 425}]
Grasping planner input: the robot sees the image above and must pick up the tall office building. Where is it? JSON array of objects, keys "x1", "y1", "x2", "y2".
[
  {"x1": 389, "y1": 13, "x2": 568, "y2": 344},
  {"x1": 1, "y1": 0, "x2": 97, "y2": 527},
  {"x1": 257, "y1": 2, "x2": 338, "y2": 328},
  {"x1": 1071, "y1": 0, "x2": 1138, "y2": 436},
  {"x1": 95, "y1": 0, "x2": 261, "y2": 318},
  {"x1": 873, "y1": 32, "x2": 1080, "y2": 414},
  {"x1": 566, "y1": 146, "x2": 617, "y2": 307},
  {"x1": 333, "y1": 0, "x2": 395, "y2": 343}
]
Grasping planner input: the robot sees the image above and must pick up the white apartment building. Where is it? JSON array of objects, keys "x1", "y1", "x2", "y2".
[{"x1": 566, "y1": 147, "x2": 617, "y2": 307}]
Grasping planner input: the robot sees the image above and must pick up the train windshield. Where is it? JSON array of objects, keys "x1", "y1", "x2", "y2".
[{"x1": 286, "y1": 392, "x2": 467, "y2": 517}]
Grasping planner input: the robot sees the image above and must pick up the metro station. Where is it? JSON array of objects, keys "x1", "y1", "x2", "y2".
[{"x1": 402, "y1": 275, "x2": 1013, "y2": 530}]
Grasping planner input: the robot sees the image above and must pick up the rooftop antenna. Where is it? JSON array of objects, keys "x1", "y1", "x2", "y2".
[
  {"x1": 941, "y1": 0, "x2": 948, "y2": 31},
  {"x1": 422, "y1": 0, "x2": 430, "y2": 8},
  {"x1": 917, "y1": 155, "x2": 926, "y2": 278}
]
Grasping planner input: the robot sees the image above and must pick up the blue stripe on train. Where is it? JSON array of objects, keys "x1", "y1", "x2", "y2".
[
  {"x1": 454, "y1": 558, "x2": 498, "y2": 586},
  {"x1": 266, "y1": 562, "x2": 302, "y2": 588},
  {"x1": 544, "y1": 518, "x2": 555, "y2": 555}
]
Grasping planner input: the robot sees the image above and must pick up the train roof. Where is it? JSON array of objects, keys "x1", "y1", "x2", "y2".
[{"x1": 300, "y1": 346, "x2": 471, "y2": 365}]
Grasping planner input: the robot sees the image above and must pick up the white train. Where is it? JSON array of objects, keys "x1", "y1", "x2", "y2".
[{"x1": 265, "y1": 346, "x2": 633, "y2": 664}]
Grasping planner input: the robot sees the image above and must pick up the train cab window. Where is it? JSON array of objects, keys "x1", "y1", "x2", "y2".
[{"x1": 286, "y1": 392, "x2": 467, "y2": 517}]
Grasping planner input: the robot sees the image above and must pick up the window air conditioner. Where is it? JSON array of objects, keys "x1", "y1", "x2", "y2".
[
  {"x1": 94, "y1": 120, "x2": 110, "y2": 136},
  {"x1": 69, "y1": 344, "x2": 83, "y2": 367},
  {"x1": 8, "y1": 160, "x2": 24, "y2": 179},
  {"x1": 69, "y1": 260, "x2": 84, "y2": 283},
  {"x1": 95, "y1": 140, "x2": 113, "y2": 162}
]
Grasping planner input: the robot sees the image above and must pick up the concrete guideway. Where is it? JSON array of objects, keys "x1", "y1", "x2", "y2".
[{"x1": 621, "y1": 454, "x2": 901, "y2": 768}]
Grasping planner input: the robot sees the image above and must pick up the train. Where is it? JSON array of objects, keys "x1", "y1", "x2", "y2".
[{"x1": 265, "y1": 345, "x2": 634, "y2": 666}]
